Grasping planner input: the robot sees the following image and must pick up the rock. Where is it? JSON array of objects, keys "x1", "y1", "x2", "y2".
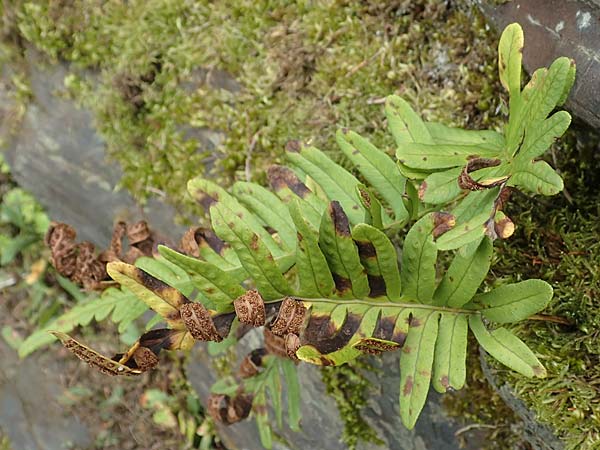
[
  {"x1": 2, "y1": 47, "x2": 188, "y2": 246},
  {"x1": 480, "y1": 350, "x2": 564, "y2": 450},
  {"x1": 477, "y1": 0, "x2": 600, "y2": 129},
  {"x1": 0, "y1": 335, "x2": 91, "y2": 450}
]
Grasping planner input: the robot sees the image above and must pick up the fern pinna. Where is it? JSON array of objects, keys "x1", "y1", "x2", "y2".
[{"x1": 41, "y1": 23, "x2": 572, "y2": 447}]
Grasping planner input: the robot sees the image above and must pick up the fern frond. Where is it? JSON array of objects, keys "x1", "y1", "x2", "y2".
[
  {"x1": 54, "y1": 181, "x2": 551, "y2": 433},
  {"x1": 43, "y1": 21, "x2": 571, "y2": 444},
  {"x1": 19, "y1": 256, "x2": 191, "y2": 358}
]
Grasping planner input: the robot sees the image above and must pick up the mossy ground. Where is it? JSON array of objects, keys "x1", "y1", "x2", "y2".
[
  {"x1": 2, "y1": 0, "x2": 599, "y2": 448},
  {"x1": 5, "y1": 0, "x2": 501, "y2": 220}
]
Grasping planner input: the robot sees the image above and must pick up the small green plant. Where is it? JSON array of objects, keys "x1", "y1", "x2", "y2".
[
  {"x1": 34, "y1": 23, "x2": 575, "y2": 447},
  {"x1": 0, "y1": 155, "x2": 50, "y2": 266}
]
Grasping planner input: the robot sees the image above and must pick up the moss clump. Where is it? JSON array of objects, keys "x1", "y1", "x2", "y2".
[
  {"x1": 6, "y1": 0, "x2": 502, "y2": 220},
  {"x1": 321, "y1": 358, "x2": 383, "y2": 449}
]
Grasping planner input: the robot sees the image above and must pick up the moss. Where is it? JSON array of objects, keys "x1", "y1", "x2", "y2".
[
  {"x1": 321, "y1": 358, "x2": 383, "y2": 449},
  {"x1": 6, "y1": 0, "x2": 502, "y2": 221}
]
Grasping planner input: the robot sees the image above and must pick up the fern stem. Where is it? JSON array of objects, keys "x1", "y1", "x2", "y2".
[
  {"x1": 527, "y1": 313, "x2": 573, "y2": 326},
  {"x1": 266, "y1": 297, "x2": 478, "y2": 315}
]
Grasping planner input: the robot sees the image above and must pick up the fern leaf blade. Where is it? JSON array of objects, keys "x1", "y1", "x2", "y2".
[
  {"x1": 399, "y1": 310, "x2": 439, "y2": 429},
  {"x1": 336, "y1": 129, "x2": 408, "y2": 222},
  {"x1": 432, "y1": 312, "x2": 468, "y2": 392}
]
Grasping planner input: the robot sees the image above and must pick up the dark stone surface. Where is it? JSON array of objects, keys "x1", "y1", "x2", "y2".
[
  {"x1": 480, "y1": 351, "x2": 564, "y2": 450},
  {"x1": 478, "y1": 0, "x2": 600, "y2": 129},
  {"x1": 0, "y1": 323, "x2": 91, "y2": 450},
  {"x1": 2, "y1": 48, "x2": 188, "y2": 247}
]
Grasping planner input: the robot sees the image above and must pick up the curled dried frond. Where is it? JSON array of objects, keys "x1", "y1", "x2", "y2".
[
  {"x1": 269, "y1": 297, "x2": 307, "y2": 336},
  {"x1": 208, "y1": 393, "x2": 254, "y2": 425},
  {"x1": 234, "y1": 290, "x2": 266, "y2": 327}
]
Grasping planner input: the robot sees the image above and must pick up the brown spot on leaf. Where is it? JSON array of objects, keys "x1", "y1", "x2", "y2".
[
  {"x1": 249, "y1": 234, "x2": 260, "y2": 251},
  {"x1": 301, "y1": 313, "x2": 361, "y2": 354},
  {"x1": 180, "y1": 302, "x2": 222, "y2": 342},
  {"x1": 179, "y1": 227, "x2": 228, "y2": 257},
  {"x1": 234, "y1": 290, "x2": 266, "y2": 327},
  {"x1": 410, "y1": 316, "x2": 422, "y2": 328},
  {"x1": 440, "y1": 375, "x2": 449, "y2": 389},
  {"x1": 355, "y1": 240, "x2": 377, "y2": 259},
  {"x1": 367, "y1": 274, "x2": 387, "y2": 298},
  {"x1": 357, "y1": 186, "x2": 371, "y2": 208},
  {"x1": 432, "y1": 212, "x2": 456, "y2": 238},
  {"x1": 329, "y1": 201, "x2": 351, "y2": 236},
  {"x1": 403, "y1": 376, "x2": 414, "y2": 395},
  {"x1": 418, "y1": 181, "x2": 427, "y2": 201},
  {"x1": 267, "y1": 165, "x2": 311, "y2": 198},
  {"x1": 392, "y1": 331, "x2": 407, "y2": 347},
  {"x1": 139, "y1": 328, "x2": 185, "y2": 353},
  {"x1": 373, "y1": 314, "x2": 395, "y2": 341},
  {"x1": 332, "y1": 273, "x2": 353, "y2": 294},
  {"x1": 319, "y1": 356, "x2": 335, "y2": 366},
  {"x1": 136, "y1": 268, "x2": 169, "y2": 292}
]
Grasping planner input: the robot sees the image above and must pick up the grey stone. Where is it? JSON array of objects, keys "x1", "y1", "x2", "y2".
[
  {"x1": 480, "y1": 350, "x2": 563, "y2": 450},
  {"x1": 2, "y1": 47, "x2": 189, "y2": 247},
  {"x1": 477, "y1": 0, "x2": 600, "y2": 129},
  {"x1": 0, "y1": 335, "x2": 91, "y2": 450}
]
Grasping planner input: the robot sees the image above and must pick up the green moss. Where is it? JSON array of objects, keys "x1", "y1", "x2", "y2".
[
  {"x1": 7, "y1": 0, "x2": 502, "y2": 221},
  {"x1": 321, "y1": 358, "x2": 383, "y2": 449}
]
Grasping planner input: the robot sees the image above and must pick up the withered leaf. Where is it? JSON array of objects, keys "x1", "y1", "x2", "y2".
[
  {"x1": 50, "y1": 331, "x2": 144, "y2": 376},
  {"x1": 208, "y1": 393, "x2": 253, "y2": 425},
  {"x1": 269, "y1": 297, "x2": 307, "y2": 336},
  {"x1": 180, "y1": 302, "x2": 223, "y2": 342},
  {"x1": 264, "y1": 328, "x2": 288, "y2": 359},
  {"x1": 239, "y1": 348, "x2": 268, "y2": 378},
  {"x1": 458, "y1": 158, "x2": 507, "y2": 191}
]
